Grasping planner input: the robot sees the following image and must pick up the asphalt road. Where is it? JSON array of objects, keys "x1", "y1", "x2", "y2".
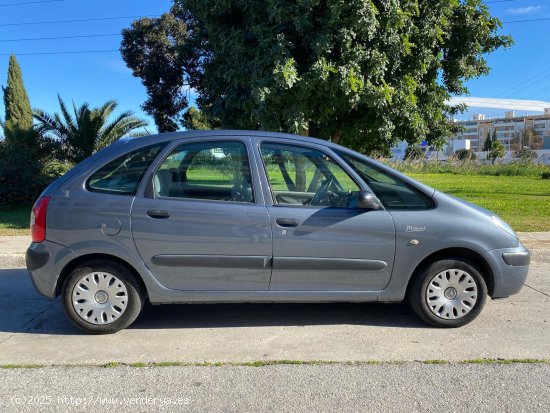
[
  {"x1": 1, "y1": 363, "x2": 549, "y2": 412},
  {"x1": 0, "y1": 263, "x2": 549, "y2": 365}
]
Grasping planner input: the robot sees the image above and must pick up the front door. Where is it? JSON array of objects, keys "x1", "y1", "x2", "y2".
[
  {"x1": 259, "y1": 142, "x2": 396, "y2": 291},
  {"x1": 131, "y1": 139, "x2": 272, "y2": 291}
]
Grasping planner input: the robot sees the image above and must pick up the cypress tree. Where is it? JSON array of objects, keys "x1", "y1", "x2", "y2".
[
  {"x1": 483, "y1": 131, "x2": 493, "y2": 152},
  {"x1": 2, "y1": 54, "x2": 33, "y2": 143}
]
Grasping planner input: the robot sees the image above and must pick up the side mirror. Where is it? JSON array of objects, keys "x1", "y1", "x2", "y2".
[{"x1": 357, "y1": 191, "x2": 383, "y2": 210}]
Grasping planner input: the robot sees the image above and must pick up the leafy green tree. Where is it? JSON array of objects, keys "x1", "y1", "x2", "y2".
[
  {"x1": 34, "y1": 96, "x2": 148, "y2": 163},
  {"x1": 2, "y1": 55, "x2": 33, "y2": 143},
  {"x1": 488, "y1": 140, "x2": 505, "y2": 164},
  {"x1": 1, "y1": 55, "x2": 59, "y2": 207},
  {"x1": 124, "y1": 1, "x2": 511, "y2": 153},
  {"x1": 182, "y1": 106, "x2": 213, "y2": 130},
  {"x1": 121, "y1": 13, "x2": 189, "y2": 133}
]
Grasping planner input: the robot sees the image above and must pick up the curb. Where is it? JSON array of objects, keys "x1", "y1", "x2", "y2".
[
  {"x1": 0, "y1": 254, "x2": 25, "y2": 269},
  {"x1": 529, "y1": 250, "x2": 550, "y2": 264}
]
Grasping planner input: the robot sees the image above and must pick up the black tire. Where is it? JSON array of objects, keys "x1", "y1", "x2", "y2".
[
  {"x1": 62, "y1": 260, "x2": 145, "y2": 334},
  {"x1": 408, "y1": 259, "x2": 488, "y2": 328}
]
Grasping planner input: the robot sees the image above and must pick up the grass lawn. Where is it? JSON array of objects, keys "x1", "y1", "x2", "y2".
[
  {"x1": 410, "y1": 174, "x2": 550, "y2": 232},
  {"x1": 0, "y1": 173, "x2": 547, "y2": 236},
  {"x1": 0, "y1": 207, "x2": 31, "y2": 236}
]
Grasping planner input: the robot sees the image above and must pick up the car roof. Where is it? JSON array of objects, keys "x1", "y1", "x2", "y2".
[{"x1": 119, "y1": 130, "x2": 340, "y2": 152}]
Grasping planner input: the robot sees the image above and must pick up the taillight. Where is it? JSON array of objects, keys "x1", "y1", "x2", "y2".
[{"x1": 30, "y1": 196, "x2": 51, "y2": 243}]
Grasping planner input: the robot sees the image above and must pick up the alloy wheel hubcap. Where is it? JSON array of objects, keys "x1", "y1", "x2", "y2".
[
  {"x1": 425, "y1": 269, "x2": 478, "y2": 320},
  {"x1": 72, "y1": 272, "x2": 128, "y2": 325}
]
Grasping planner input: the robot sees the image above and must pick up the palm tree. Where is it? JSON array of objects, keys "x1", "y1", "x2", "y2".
[{"x1": 34, "y1": 95, "x2": 148, "y2": 163}]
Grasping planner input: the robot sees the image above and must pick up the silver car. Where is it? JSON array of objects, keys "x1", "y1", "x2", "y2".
[{"x1": 26, "y1": 131, "x2": 530, "y2": 334}]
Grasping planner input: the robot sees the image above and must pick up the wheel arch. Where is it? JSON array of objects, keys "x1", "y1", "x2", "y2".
[
  {"x1": 55, "y1": 253, "x2": 148, "y2": 300},
  {"x1": 405, "y1": 247, "x2": 495, "y2": 298}
]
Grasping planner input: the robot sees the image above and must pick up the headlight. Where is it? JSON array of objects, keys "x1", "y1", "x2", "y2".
[{"x1": 491, "y1": 215, "x2": 517, "y2": 238}]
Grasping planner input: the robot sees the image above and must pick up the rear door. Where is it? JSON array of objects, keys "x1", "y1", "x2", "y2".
[
  {"x1": 258, "y1": 141, "x2": 396, "y2": 291},
  {"x1": 131, "y1": 138, "x2": 272, "y2": 291}
]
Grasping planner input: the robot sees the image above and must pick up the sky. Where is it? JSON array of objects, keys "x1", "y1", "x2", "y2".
[{"x1": 0, "y1": 0, "x2": 549, "y2": 134}]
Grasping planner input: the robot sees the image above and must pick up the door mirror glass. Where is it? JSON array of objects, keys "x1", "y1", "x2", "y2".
[{"x1": 356, "y1": 191, "x2": 383, "y2": 210}]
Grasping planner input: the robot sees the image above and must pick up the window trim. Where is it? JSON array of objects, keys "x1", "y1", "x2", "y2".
[
  {"x1": 258, "y1": 141, "x2": 364, "y2": 209},
  {"x1": 150, "y1": 140, "x2": 257, "y2": 205},
  {"x1": 85, "y1": 142, "x2": 167, "y2": 196}
]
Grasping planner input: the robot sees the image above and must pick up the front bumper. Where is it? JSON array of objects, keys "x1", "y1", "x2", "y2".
[
  {"x1": 483, "y1": 244, "x2": 530, "y2": 298},
  {"x1": 26, "y1": 240, "x2": 78, "y2": 298}
]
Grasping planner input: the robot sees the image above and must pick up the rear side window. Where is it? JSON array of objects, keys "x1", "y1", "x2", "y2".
[
  {"x1": 337, "y1": 151, "x2": 435, "y2": 210},
  {"x1": 87, "y1": 143, "x2": 165, "y2": 195},
  {"x1": 153, "y1": 141, "x2": 254, "y2": 203}
]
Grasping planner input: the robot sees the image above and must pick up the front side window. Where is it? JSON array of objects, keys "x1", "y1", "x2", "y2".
[
  {"x1": 260, "y1": 143, "x2": 360, "y2": 207},
  {"x1": 337, "y1": 151, "x2": 435, "y2": 210},
  {"x1": 153, "y1": 141, "x2": 254, "y2": 203},
  {"x1": 87, "y1": 143, "x2": 165, "y2": 195}
]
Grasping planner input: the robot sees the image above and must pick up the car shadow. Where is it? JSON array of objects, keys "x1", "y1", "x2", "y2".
[
  {"x1": 0, "y1": 268, "x2": 428, "y2": 336},
  {"x1": 130, "y1": 301, "x2": 426, "y2": 330}
]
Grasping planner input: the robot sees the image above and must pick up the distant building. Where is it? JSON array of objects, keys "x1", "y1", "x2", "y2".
[
  {"x1": 390, "y1": 109, "x2": 550, "y2": 161},
  {"x1": 451, "y1": 109, "x2": 550, "y2": 152}
]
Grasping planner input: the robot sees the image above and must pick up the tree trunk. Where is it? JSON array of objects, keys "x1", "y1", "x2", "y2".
[
  {"x1": 293, "y1": 154, "x2": 306, "y2": 192},
  {"x1": 292, "y1": 123, "x2": 310, "y2": 192},
  {"x1": 331, "y1": 129, "x2": 342, "y2": 144}
]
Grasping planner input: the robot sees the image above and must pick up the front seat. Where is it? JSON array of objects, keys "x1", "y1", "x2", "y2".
[{"x1": 154, "y1": 169, "x2": 178, "y2": 197}]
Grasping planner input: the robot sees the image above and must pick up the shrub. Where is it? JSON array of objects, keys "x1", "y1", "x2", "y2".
[
  {"x1": 0, "y1": 143, "x2": 53, "y2": 208},
  {"x1": 542, "y1": 171, "x2": 550, "y2": 180},
  {"x1": 513, "y1": 147, "x2": 537, "y2": 160},
  {"x1": 383, "y1": 158, "x2": 550, "y2": 178},
  {"x1": 404, "y1": 146, "x2": 424, "y2": 160},
  {"x1": 455, "y1": 148, "x2": 477, "y2": 160},
  {"x1": 42, "y1": 160, "x2": 74, "y2": 179}
]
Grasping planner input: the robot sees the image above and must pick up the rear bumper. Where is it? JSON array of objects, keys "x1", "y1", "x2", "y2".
[
  {"x1": 483, "y1": 244, "x2": 530, "y2": 298},
  {"x1": 26, "y1": 248, "x2": 50, "y2": 271},
  {"x1": 26, "y1": 240, "x2": 78, "y2": 298}
]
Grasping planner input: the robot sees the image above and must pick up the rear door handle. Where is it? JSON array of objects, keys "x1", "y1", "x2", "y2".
[
  {"x1": 276, "y1": 218, "x2": 299, "y2": 227},
  {"x1": 146, "y1": 209, "x2": 171, "y2": 219}
]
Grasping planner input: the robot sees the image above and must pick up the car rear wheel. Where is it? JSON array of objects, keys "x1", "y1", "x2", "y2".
[
  {"x1": 62, "y1": 260, "x2": 144, "y2": 334},
  {"x1": 408, "y1": 259, "x2": 488, "y2": 328}
]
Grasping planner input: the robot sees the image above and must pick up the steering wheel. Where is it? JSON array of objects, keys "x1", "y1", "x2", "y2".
[{"x1": 311, "y1": 177, "x2": 339, "y2": 206}]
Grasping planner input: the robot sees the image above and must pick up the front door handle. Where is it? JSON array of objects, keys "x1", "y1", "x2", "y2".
[
  {"x1": 146, "y1": 209, "x2": 171, "y2": 219},
  {"x1": 276, "y1": 218, "x2": 299, "y2": 227}
]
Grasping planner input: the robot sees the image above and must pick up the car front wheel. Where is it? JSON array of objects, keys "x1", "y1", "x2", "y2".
[
  {"x1": 62, "y1": 260, "x2": 144, "y2": 334},
  {"x1": 408, "y1": 259, "x2": 488, "y2": 328}
]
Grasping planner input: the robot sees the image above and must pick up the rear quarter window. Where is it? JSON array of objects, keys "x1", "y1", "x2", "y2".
[{"x1": 86, "y1": 142, "x2": 165, "y2": 195}]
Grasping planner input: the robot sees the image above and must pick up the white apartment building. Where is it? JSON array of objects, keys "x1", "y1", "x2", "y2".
[{"x1": 451, "y1": 109, "x2": 550, "y2": 152}]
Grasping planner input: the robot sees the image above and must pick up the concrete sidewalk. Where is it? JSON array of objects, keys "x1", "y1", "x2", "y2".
[
  {"x1": 0, "y1": 263, "x2": 549, "y2": 364},
  {"x1": 1, "y1": 233, "x2": 549, "y2": 269}
]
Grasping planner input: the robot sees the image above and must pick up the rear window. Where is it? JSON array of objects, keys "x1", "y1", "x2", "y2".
[{"x1": 87, "y1": 143, "x2": 165, "y2": 195}]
